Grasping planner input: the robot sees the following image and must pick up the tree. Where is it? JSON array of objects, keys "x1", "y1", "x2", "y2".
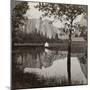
[
  {"x1": 35, "y1": 3, "x2": 87, "y2": 84},
  {"x1": 12, "y1": 2, "x2": 29, "y2": 43},
  {"x1": 73, "y1": 13, "x2": 87, "y2": 40},
  {"x1": 55, "y1": 33, "x2": 58, "y2": 41},
  {"x1": 79, "y1": 25, "x2": 87, "y2": 40}
]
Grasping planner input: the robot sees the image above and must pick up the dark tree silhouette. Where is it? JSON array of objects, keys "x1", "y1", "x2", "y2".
[
  {"x1": 12, "y1": 2, "x2": 29, "y2": 43},
  {"x1": 35, "y1": 3, "x2": 87, "y2": 84}
]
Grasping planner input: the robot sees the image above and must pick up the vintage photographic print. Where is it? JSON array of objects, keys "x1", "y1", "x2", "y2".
[{"x1": 11, "y1": 0, "x2": 88, "y2": 89}]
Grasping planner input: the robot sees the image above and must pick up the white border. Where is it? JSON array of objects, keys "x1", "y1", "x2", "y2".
[
  {"x1": 0, "y1": 0, "x2": 89, "y2": 90},
  {"x1": 0, "y1": 0, "x2": 10, "y2": 90},
  {"x1": 17, "y1": 0, "x2": 88, "y2": 5}
]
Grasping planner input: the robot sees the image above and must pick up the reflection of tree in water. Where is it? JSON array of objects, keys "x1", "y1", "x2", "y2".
[
  {"x1": 78, "y1": 53, "x2": 87, "y2": 79},
  {"x1": 13, "y1": 47, "x2": 67, "y2": 72}
]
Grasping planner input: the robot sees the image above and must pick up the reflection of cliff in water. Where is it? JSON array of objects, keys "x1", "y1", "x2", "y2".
[
  {"x1": 12, "y1": 47, "x2": 87, "y2": 89},
  {"x1": 24, "y1": 57, "x2": 87, "y2": 84},
  {"x1": 14, "y1": 47, "x2": 67, "y2": 70}
]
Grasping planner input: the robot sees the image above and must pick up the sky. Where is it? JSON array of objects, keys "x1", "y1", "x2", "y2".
[
  {"x1": 26, "y1": 2, "x2": 43, "y2": 19},
  {"x1": 25, "y1": 2, "x2": 87, "y2": 28}
]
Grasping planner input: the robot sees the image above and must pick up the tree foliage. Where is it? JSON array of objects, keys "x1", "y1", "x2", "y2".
[
  {"x1": 12, "y1": 2, "x2": 29, "y2": 43},
  {"x1": 12, "y1": 2, "x2": 29, "y2": 27},
  {"x1": 35, "y1": 3, "x2": 87, "y2": 32}
]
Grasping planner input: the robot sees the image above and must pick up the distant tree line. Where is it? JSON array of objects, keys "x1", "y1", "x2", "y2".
[{"x1": 16, "y1": 28, "x2": 66, "y2": 43}]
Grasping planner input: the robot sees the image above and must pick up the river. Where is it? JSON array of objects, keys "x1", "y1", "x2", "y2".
[{"x1": 12, "y1": 47, "x2": 87, "y2": 89}]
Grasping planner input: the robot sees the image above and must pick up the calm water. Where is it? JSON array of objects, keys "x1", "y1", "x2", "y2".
[{"x1": 12, "y1": 47, "x2": 87, "y2": 89}]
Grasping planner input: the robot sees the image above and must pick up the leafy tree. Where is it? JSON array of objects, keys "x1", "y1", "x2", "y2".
[
  {"x1": 12, "y1": 2, "x2": 29, "y2": 43},
  {"x1": 55, "y1": 33, "x2": 58, "y2": 40},
  {"x1": 78, "y1": 25, "x2": 87, "y2": 40},
  {"x1": 35, "y1": 3, "x2": 87, "y2": 84},
  {"x1": 73, "y1": 13, "x2": 87, "y2": 40}
]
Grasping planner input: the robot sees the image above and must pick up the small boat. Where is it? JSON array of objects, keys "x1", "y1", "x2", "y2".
[{"x1": 44, "y1": 42, "x2": 49, "y2": 47}]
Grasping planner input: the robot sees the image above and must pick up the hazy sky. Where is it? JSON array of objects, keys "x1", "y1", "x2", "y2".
[
  {"x1": 25, "y1": 2, "x2": 87, "y2": 28},
  {"x1": 26, "y1": 2, "x2": 42, "y2": 19}
]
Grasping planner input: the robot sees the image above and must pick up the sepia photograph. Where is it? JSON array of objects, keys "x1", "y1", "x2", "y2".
[{"x1": 11, "y1": 1, "x2": 88, "y2": 89}]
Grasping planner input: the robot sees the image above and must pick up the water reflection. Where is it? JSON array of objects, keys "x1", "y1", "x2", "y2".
[{"x1": 12, "y1": 47, "x2": 87, "y2": 88}]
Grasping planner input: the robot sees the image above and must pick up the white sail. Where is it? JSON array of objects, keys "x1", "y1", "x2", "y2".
[{"x1": 44, "y1": 42, "x2": 49, "y2": 47}]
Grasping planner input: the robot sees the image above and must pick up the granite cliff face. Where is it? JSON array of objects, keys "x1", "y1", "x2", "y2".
[{"x1": 25, "y1": 18, "x2": 63, "y2": 39}]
